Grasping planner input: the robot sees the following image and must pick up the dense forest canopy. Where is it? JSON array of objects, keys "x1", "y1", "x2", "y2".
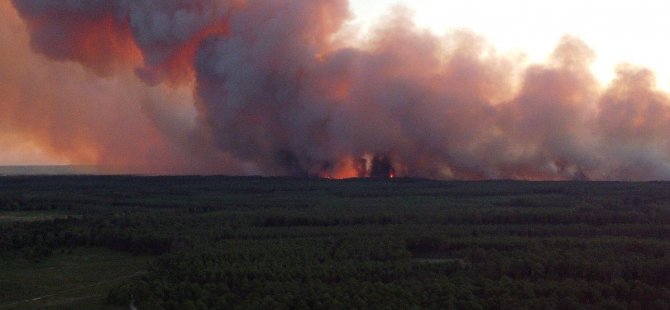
[{"x1": 1, "y1": 176, "x2": 670, "y2": 309}]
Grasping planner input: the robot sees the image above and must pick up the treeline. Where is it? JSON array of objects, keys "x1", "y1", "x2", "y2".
[
  {"x1": 255, "y1": 209, "x2": 670, "y2": 227},
  {"x1": 105, "y1": 238, "x2": 670, "y2": 309},
  {"x1": 0, "y1": 217, "x2": 176, "y2": 259}
]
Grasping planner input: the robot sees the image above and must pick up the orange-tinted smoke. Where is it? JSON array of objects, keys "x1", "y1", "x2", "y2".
[
  {"x1": 136, "y1": 21, "x2": 230, "y2": 86},
  {"x1": 0, "y1": 1, "x2": 242, "y2": 174},
  {"x1": 16, "y1": 11, "x2": 142, "y2": 76},
  {"x1": 6, "y1": 0, "x2": 670, "y2": 180},
  {"x1": 11, "y1": 0, "x2": 240, "y2": 86}
]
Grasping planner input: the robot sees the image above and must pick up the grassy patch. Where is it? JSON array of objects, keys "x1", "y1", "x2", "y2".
[
  {"x1": 0, "y1": 211, "x2": 74, "y2": 223},
  {"x1": 0, "y1": 247, "x2": 151, "y2": 309}
]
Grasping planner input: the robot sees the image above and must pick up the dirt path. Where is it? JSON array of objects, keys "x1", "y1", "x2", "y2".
[{"x1": 0, "y1": 271, "x2": 146, "y2": 309}]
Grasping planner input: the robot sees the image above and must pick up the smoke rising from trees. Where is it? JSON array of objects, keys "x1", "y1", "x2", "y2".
[{"x1": 4, "y1": 0, "x2": 670, "y2": 180}]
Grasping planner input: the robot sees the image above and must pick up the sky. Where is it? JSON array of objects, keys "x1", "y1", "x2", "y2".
[
  {"x1": 2, "y1": 0, "x2": 670, "y2": 180},
  {"x1": 350, "y1": 0, "x2": 670, "y2": 89}
]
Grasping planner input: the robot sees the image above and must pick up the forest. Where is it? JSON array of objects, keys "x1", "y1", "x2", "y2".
[{"x1": 1, "y1": 176, "x2": 670, "y2": 309}]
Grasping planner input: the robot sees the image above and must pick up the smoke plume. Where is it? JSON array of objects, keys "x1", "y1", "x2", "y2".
[{"x1": 4, "y1": 0, "x2": 670, "y2": 180}]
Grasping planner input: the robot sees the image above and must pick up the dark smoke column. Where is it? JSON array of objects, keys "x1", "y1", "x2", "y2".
[{"x1": 194, "y1": 0, "x2": 352, "y2": 176}]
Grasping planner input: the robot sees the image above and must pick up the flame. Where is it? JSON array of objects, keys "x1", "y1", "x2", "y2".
[
  {"x1": 320, "y1": 157, "x2": 360, "y2": 179},
  {"x1": 320, "y1": 155, "x2": 398, "y2": 179},
  {"x1": 389, "y1": 169, "x2": 396, "y2": 179}
]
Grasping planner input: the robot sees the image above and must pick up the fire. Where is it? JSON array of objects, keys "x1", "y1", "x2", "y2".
[
  {"x1": 319, "y1": 157, "x2": 359, "y2": 179},
  {"x1": 320, "y1": 155, "x2": 398, "y2": 179}
]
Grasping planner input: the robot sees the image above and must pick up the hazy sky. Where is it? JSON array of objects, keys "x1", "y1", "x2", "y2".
[{"x1": 350, "y1": 0, "x2": 670, "y2": 89}]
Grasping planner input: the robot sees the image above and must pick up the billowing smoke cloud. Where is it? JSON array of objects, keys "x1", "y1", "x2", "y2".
[
  {"x1": 11, "y1": 0, "x2": 236, "y2": 83},
  {"x1": 0, "y1": 0, "x2": 241, "y2": 174},
  {"x1": 5, "y1": 0, "x2": 670, "y2": 180}
]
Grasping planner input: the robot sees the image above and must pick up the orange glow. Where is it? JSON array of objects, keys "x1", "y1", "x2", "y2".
[
  {"x1": 77, "y1": 15, "x2": 143, "y2": 69},
  {"x1": 150, "y1": 21, "x2": 231, "y2": 86},
  {"x1": 24, "y1": 12, "x2": 143, "y2": 75},
  {"x1": 320, "y1": 156, "x2": 399, "y2": 180},
  {"x1": 321, "y1": 157, "x2": 361, "y2": 179}
]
